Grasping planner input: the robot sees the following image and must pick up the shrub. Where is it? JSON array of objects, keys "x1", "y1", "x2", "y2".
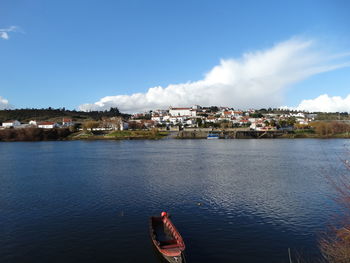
[{"x1": 319, "y1": 157, "x2": 350, "y2": 262}]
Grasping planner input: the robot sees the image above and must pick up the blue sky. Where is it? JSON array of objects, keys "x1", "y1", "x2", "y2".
[{"x1": 1, "y1": 0, "x2": 350, "y2": 112}]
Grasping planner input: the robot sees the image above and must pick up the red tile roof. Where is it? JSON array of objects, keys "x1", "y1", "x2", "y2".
[{"x1": 38, "y1": 122, "x2": 55, "y2": 125}]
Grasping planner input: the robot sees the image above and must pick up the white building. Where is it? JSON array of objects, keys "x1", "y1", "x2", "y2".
[
  {"x1": 206, "y1": 116, "x2": 217, "y2": 123},
  {"x1": 38, "y1": 122, "x2": 59, "y2": 129},
  {"x1": 29, "y1": 120, "x2": 38, "y2": 126},
  {"x1": 2, "y1": 120, "x2": 21, "y2": 128},
  {"x1": 169, "y1": 116, "x2": 187, "y2": 125},
  {"x1": 250, "y1": 122, "x2": 263, "y2": 130},
  {"x1": 169, "y1": 107, "x2": 197, "y2": 117},
  {"x1": 248, "y1": 118, "x2": 257, "y2": 123},
  {"x1": 292, "y1": 112, "x2": 305, "y2": 118},
  {"x1": 62, "y1": 118, "x2": 73, "y2": 127},
  {"x1": 233, "y1": 111, "x2": 243, "y2": 117},
  {"x1": 120, "y1": 121, "x2": 129, "y2": 130},
  {"x1": 191, "y1": 105, "x2": 201, "y2": 110},
  {"x1": 151, "y1": 115, "x2": 163, "y2": 123},
  {"x1": 296, "y1": 119, "x2": 309, "y2": 125},
  {"x1": 185, "y1": 119, "x2": 196, "y2": 126},
  {"x1": 162, "y1": 115, "x2": 170, "y2": 122}
]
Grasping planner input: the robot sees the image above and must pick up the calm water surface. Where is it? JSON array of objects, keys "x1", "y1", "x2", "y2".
[{"x1": 0, "y1": 139, "x2": 348, "y2": 263}]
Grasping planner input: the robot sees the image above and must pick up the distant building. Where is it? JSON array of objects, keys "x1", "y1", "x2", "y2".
[
  {"x1": 29, "y1": 120, "x2": 38, "y2": 126},
  {"x1": 291, "y1": 112, "x2": 305, "y2": 118},
  {"x1": 250, "y1": 122, "x2": 265, "y2": 130},
  {"x1": 191, "y1": 105, "x2": 201, "y2": 110},
  {"x1": 185, "y1": 119, "x2": 196, "y2": 126},
  {"x1": 169, "y1": 107, "x2": 197, "y2": 117},
  {"x1": 206, "y1": 116, "x2": 217, "y2": 123},
  {"x1": 221, "y1": 110, "x2": 233, "y2": 117},
  {"x1": 296, "y1": 119, "x2": 309, "y2": 125},
  {"x1": 2, "y1": 120, "x2": 21, "y2": 128},
  {"x1": 151, "y1": 115, "x2": 163, "y2": 123},
  {"x1": 38, "y1": 121, "x2": 59, "y2": 129},
  {"x1": 62, "y1": 118, "x2": 73, "y2": 126},
  {"x1": 120, "y1": 121, "x2": 129, "y2": 131}
]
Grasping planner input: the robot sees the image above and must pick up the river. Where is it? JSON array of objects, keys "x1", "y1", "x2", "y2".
[{"x1": 0, "y1": 139, "x2": 348, "y2": 262}]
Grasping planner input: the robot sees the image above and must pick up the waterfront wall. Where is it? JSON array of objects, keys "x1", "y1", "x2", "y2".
[{"x1": 177, "y1": 129, "x2": 287, "y2": 139}]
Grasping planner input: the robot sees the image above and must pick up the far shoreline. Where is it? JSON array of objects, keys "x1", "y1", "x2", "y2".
[{"x1": 0, "y1": 128, "x2": 349, "y2": 142}]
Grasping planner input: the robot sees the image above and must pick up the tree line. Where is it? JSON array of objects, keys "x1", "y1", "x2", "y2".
[
  {"x1": 0, "y1": 128, "x2": 72, "y2": 141},
  {"x1": 0, "y1": 107, "x2": 129, "y2": 122}
]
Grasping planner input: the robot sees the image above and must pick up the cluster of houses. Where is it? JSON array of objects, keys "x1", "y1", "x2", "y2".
[
  {"x1": 0, "y1": 118, "x2": 74, "y2": 129},
  {"x1": 0, "y1": 117, "x2": 129, "y2": 131},
  {"x1": 132, "y1": 105, "x2": 316, "y2": 131},
  {"x1": 0, "y1": 106, "x2": 316, "y2": 131}
]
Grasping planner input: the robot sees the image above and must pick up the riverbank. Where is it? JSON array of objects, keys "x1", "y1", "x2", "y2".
[
  {"x1": 176, "y1": 129, "x2": 350, "y2": 139},
  {"x1": 1, "y1": 128, "x2": 349, "y2": 141},
  {"x1": 0, "y1": 128, "x2": 170, "y2": 142},
  {"x1": 0, "y1": 127, "x2": 72, "y2": 142},
  {"x1": 70, "y1": 130, "x2": 169, "y2": 140}
]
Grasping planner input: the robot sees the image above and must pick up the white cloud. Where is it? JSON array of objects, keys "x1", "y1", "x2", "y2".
[
  {"x1": 293, "y1": 94, "x2": 350, "y2": 112},
  {"x1": 0, "y1": 26, "x2": 19, "y2": 40},
  {"x1": 79, "y1": 38, "x2": 350, "y2": 113},
  {"x1": 0, "y1": 96, "x2": 11, "y2": 109},
  {"x1": 0, "y1": 32, "x2": 9, "y2": 40}
]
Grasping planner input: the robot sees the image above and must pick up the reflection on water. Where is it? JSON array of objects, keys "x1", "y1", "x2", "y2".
[{"x1": 0, "y1": 139, "x2": 347, "y2": 263}]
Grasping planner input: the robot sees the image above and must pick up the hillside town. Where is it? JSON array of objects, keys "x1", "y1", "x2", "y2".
[
  {"x1": 0, "y1": 105, "x2": 319, "y2": 132},
  {"x1": 145, "y1": 106, "x2": 317, "y2": 131}
]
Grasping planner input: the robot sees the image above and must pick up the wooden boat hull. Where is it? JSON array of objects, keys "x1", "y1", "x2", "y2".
[
  {"x1": 162, "y1": 254, "x2": 183, "y2": 263},
  {"x1": 151, "y1": 244, "x2": 184, "y2": 263},
  {"x1": 149, "y1": 213, "x2": 185, "y2": 263}
]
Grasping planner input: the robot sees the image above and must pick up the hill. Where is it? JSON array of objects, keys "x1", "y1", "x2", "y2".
[{"x1": 0, "y1": 107, "x2": 129, "y2": 123}]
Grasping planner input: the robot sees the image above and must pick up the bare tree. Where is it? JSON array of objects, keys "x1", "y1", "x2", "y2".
[
  {"x1": 83, "y1": 121, "x2": 99, "y2": 131},
  {"x1": 319, "y1": 155, "x2": 350, "y2": 262}
]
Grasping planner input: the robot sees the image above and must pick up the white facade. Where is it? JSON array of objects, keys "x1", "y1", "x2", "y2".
[
  {"x1": 206, "y1": 116, "x2": 217, "y2": 123},
  {"x1": 296, "y1": 119, "x2": 309, "y2": 125},
  {"x1": 169, "y1": 116, "x2": 186, "y2": 124},
  {"x1": 191, "y1": 105, "x2": 200, "y2": 110},
  {"x1": 29, "y1": 120, "x2": 38, "y2": 126},
  {"x1": 2, "y1": 120, "x2": 21, "y2": 128},
  {"x1": 38, "y1": 122, "x2": 59, "y2": 129},
  {"x1": 162, "y1": 115, "x2": 170, "y2": 121},
  {"x1": 169, "y1": 107, "x2": 196, "y2": 117},
  {"x1": 62, "y1": 118, "x2": 73, "y2": 127},
  {"x1": 292, "y1": 112, "x2": 305, "y2": 118},
  {"x1": 151, "y1": 116, "x2": 162, "y2": 122},
  {"x1": 250, "y1": 122, "x2": 265, "y2": 130},
  {"x1": 120, "y1": 121, "x2": 129, "y2": 131},
  {"x1": 233, "y1": 111, "x2": 243, "y2": 117},
  {"x1": 186, "y1": 119, "x2": 196, "y2": 126}
]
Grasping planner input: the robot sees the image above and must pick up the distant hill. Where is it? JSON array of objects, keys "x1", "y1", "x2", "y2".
[{"x1": 0, "y1": 107, "x2": 129, "y2": 123}]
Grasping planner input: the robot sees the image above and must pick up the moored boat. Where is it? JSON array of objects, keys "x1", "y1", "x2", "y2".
[
  {"x1": 149, "y1": 212, "x2": 186, "y2": 263},
  {"x1": 207, "y1": 132, "x2": 219, "y2": 139}
]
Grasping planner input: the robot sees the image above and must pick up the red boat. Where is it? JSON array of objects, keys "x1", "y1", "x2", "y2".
[{"x1": 149, "y1": 212, "x2": 186, "y2": 263}]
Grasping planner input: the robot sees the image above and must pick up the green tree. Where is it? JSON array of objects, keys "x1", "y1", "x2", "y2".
[{"x1": 196, "y1": 118, "x2": 203, "y2": 127}]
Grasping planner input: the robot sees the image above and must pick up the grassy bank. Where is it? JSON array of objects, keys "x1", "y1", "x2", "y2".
[
  {"x1": 106, "y1": 130, "x2": 169, "y2": 139},
  {"x1": 70, "y1": 130, "x2": 169, "y2": 140},
  {"x1": 280, "y1": 130, "x2": 350, "y2": 139}
]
